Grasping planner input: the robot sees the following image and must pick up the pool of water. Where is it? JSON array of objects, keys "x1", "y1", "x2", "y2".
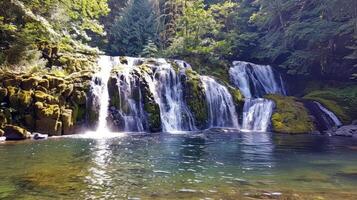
[{"x1": 0, "y1": 129, "x2": 357, "y2": 199}]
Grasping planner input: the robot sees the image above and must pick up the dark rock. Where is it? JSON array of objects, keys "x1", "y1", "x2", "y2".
[
  {"x1": 4, "y1": 125, "x2": 31, "y2": 140},
  {"x1": 32, "y1": 133, "x2": 48, "y2": 140},
  {"x1": 331, "y1": 125, "x2": 357, "y2": 137}
]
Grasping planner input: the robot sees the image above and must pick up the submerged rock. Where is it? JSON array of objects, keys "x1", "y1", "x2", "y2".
[
  {"x1": 32, "y1": 133, "x2": 48, "y2": 140},
  {"x1": 328, "y1": 125, "x2": 357, "y2": 137}
]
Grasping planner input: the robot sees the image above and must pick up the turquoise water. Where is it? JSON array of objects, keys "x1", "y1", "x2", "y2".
[{"x1": 0, "y1": 130, "x2": 357, "y2": 199}]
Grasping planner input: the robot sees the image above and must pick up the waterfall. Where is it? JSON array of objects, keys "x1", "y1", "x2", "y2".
[
  {"x1": 314, "y1": 101, "x2": 342, "y2": 129},
  {"x1": 149, "y1": 59, "x2": 196, "y2": 132},
  {"x1": 230, "y1": 61, "x2": 286, "y2": 98},
  {"x1": 230, "y1": 61, "x2": 286, "y2": 132},
  {"x1": 242, "y1": 98, "x2": 274, "y2": 132},
  {"x1": 114, "y1": 64, "x2": 146, "y2": 132},
  {"x1": 201, "y1": 76, "x2": 239, "y2": 129},
  {"x1": 90, "y1": 56, "x2": 115, "y2": 134}
]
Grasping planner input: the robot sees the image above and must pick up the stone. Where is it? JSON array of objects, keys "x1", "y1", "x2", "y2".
[
  {"x1": 36, "y1": 118, "x2": 62, "y2": 136},
  {"x1": 32, "y1": 133, "x2": 48, "y2": 140},
  {"x1": 61, "y1": 84, "x2": 74, "y2": 98},
  {"x1": 21, "y1": 77, "x2": 39, "y2": 90},
  {"x1": 0, "y1": 129, "x2": 4, "y2": 136},
  {"x1": 71, "y1": 90, "x2": 87, "y2": 105},
  {"x1": 9, "y1": 90, "x2": 33, "y2": 109},
  {"x1": 34, "y1": 90, "x2": 58, "y2": 104},
  {"x1": 38, "y1": 79, "x2": 50, "y2": 89},
  {"x1": 4, "y1": 125, "x2": 31, "y2": 140},
  {"x1": 35, "y1": 102, "x2": 60, "y2": 120},
  {"x1": 332, "y1": 125, "x2": 357, "y2": 137}
]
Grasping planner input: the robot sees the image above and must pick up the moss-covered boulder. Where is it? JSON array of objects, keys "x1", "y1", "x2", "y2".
[
  {"x1": 35, "y1": 102, "x2": 60, "y2": 120},
  {"x1": 21, "y1": 77, "x2": 40, "y2": 90},
  {"x1": 4, "y1": 125, "x2": 31, "y2": 140},
  {"x1": 183, "y1": 69, "x2": 208, "y2": 129},
  {"x1": 9, "y1": 89, "x2": 33, "y2": 109},
  {"x1": 228, "y1": 86, "x2": 245, "y2": 114},
  {"x1": 34, "y1": 90, "x2": 58, "y2": 104},
  {"x1": 266, "y1": 95, "x2": 315, "y2": 134},
  {"x1": 303, "y1": 85, "x2": 357, "y2": 124}
]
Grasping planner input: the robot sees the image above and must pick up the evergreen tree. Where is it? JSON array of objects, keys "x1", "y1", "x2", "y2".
[{"x1": 108, "y1": 0, "x2": 158, "y2": 56}]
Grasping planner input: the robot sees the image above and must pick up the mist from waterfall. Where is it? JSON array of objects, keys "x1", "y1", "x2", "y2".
[
  {"x1": 230, "y1": 61, "x2": 286, "y2": 132},
  {"x1": 201, "y1": 76, "x2": 239, "y2": 129}
]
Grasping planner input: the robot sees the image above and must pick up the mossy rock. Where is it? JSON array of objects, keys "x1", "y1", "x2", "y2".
[
  {"x1": 45, "y1": 76, "x2": 66, "y2": 89},
  {"x1": 21, "y1": 77, "x2": 40, "y2": 90},
  {"x1": 108, "y1": 76, "x2": 120, "y2": 108},
  {"x1": 183, "y1": 69, "x2": 208, "y2": 129},
  {"x1": 35, "y1": 102, "x2": 60, "y2": 120},
  {"x1": 71, "y1": 103, "x2": 87, "y2": 123},
  {"x1": 0, "y1": 129, "x2": 4, "y2": 137},
  {"x1": 303, "y1": 85, "x2": 357, "y2": 124},
  {"x1": 0, "y1": 87, "x2": 8, "y2": 102},
  {"x1": 70, "y1": 90, "x2": 87, "y2": 105},
  {"x1": 3, "y1": 78, "x2": 21, "y2": 87},
  {"x1": 4, "y1": 125, "x2": 30, "y2": 140},
  {"x1": 24, "y1": 114, "x2": 35, "y2": 131},
  {"x1": 34, "y1": 90, "x2": 59, "y2": 104},
  {"x1": 9, "y1": 89, "x2": 33, "y2": 109},
  {"x1": 38, "y1": 79, "x2": 50, "y2": 89},
  {"x1": 266, "y1": 95, "x2": 315, "y2": 134},
  {"x1": 228, "y1": 86, "x2": 245, "y2": 114},
  {"x1": 140, "y1": 77, "x2": 162, "y2": 132}
]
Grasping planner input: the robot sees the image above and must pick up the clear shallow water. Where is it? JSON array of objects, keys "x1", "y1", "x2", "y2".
[{"x1": 0, "y1": 130, "x2": 357, "y2": 200}]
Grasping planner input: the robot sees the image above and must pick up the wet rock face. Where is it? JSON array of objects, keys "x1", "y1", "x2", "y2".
[
  {"x1": 182, "y1": 69, "x2": 208, "y2": 129},
  {"x1": 0, "y1": 69, "x2": 95, "y2": 137}
]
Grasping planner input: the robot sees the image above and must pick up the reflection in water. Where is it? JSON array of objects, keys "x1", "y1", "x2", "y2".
[
  {"x1": 0, "y1": 132, "x2": 357, "y2": 199},
  {"x1": 84, "y1": 139, "x2": 114, "y2": 199},
  {"x1": 240, "y1": 132, "x2": 275, "y2": 172}
]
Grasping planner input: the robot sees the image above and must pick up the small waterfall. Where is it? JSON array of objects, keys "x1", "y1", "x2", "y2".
[
  {"x1": 230, "y1": 61, "x2": 286, "y2": 98},
  {"x1": 230, "y1": 61, "x2": 286, "y2": 132},
  {"x1": 90, "y1": 56, "x2": 115, "y2": 133},
  {"x1": 114, "y1": 66, "x2": 146, "y2": 132},
  {"x1": 242, "y1": 98, "x2": 274, "y2": 132},
  {"x1": 314, "y1": 101, "x2": 342, "y2": 129},
  {"x1": 150, "y1": 59, "x2": 196, "y2": 132},
  {"x1": 201, "y1": 76, "x2": 239, "y2": 128}
]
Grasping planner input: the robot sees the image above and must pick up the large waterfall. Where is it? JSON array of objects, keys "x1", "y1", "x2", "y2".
[
  {"x1": 87, "y1": 56, "x2": 115, "y2": 136},
  {"x1": 201, "y1": 76, "x2": 239, "y2": 129},
  {"x1": 230, "y1": 61, "x2": 286, "y2": 132}
]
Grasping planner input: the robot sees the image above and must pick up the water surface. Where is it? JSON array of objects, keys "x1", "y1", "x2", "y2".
[{"x1": 0, "y1": 130, "x2": 356, "y2": 199}]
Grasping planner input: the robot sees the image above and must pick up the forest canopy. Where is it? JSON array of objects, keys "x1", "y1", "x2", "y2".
[{"x1": 0, "y1": 0, "x2": 356, "y2": 80}]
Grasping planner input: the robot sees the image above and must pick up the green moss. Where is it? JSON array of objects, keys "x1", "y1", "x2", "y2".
[
  {"x1": 9, "y1": 89, "x2": 33, "y2": 109},
  {"x1": 34, "y1": 90, "x2": 58, "y2": 104},
  {"x1": 140, "y1": 77, "x2": 161, "y2": 132},
  {"x1": 228, "y1": 87, "x2": 245, "y2": 114},
  {"x1": 266, "y1": 95, "x2": 315, "y2": 134},
  {"x1": 35, "y1": 102, "x2": 60, "y2": 120},
  {"x1": 303, "y1": 85, "x2": 357, "y2": 124},
  {"x1": 184, "y1": 69, "x2": 208, "y2": 128},
  {"x1": 21, "y1": 77, "x2": 40, "y2": 90}
]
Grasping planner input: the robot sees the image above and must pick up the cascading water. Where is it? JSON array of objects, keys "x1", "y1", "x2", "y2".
[
  {"x1": 82, "y1": 56, "x2": 116, "y2": 138},
  {"x1": 114, "y1": 64, "x2": 146, "y2": 132},
  {"x1": 230, "y1": 61, "x2": 286, "y2": 132},
  {"x1": 242, "y1": 98, "x2": 274, "y2": 132},
  {"x1": 149, "y1": 59, "x2": 196, "y2": 132},
  {"x1": 314, "y1": 101, "x2": 342, "y2": 129},
  {"x1": 201, "y1": 76, "x2": 239, "y2": 129}
]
